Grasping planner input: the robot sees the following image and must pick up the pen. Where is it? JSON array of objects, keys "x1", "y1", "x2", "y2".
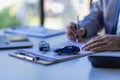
[
  {"x1": 76, "y1": 16, "x2": 80, "y2": 30},
  {"x1": 16, "y1": 52, "x2": 40, "y2": 61},
  {"x1": 76, "y1": 16, "x2": 80, "y2": 42},
  {"x1": 16, "y1": 53, "x2": 34, "y2": 61}
]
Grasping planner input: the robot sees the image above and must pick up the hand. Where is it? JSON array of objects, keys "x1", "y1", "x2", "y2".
[
  {"x1": 67, "y1": 22, "x2": 86, "y2": 42},
  {"x1": 83, "y1": 35, "x2": 120, "y2": 52}
]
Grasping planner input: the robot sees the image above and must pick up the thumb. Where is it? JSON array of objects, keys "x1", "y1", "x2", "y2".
[{"x1": 77, "y1": 28, "x2": 85, "y2": 42}]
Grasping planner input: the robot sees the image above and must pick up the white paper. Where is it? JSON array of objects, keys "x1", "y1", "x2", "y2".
[{"x1": 25, "y1": 40, "x2": 94, "y2": 60}]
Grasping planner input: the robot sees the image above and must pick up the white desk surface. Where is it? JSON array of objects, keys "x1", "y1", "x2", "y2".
[{"x1": 1, "y1": 33, "x2": 120, "y2": 80}]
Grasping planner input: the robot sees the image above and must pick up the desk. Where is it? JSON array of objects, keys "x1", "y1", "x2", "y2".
[{"x1": 0, "y1": 32, "x2": 120, "y2": 80}]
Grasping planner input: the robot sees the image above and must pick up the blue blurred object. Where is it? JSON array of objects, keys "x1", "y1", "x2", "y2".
[
  {"x1": 39, "y1": 41, "x2": 50, "y2": 51},
  {"x1": 54, "y1": 45, "x2": 80, "y2": 55},
  {"x1": 4, "y1": 26, "x2": 66, "y2": 38},
  {"x1": 0, "y1": 35, "x2": 32, "y2": 49}
]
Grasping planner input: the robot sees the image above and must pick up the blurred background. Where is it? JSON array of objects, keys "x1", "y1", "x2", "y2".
[{"x1": 0, "y1": 0, "x2": 96, "y2": 30}]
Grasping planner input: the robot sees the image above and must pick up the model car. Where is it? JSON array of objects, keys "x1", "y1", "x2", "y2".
[{"x1": 54, "y1": 45, "x2": 80, "y2": 55}]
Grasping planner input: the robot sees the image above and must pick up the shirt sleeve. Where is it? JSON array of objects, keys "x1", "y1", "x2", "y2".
[{"x1": 80, "y1": 0, "x2": 104, "y2": 37}]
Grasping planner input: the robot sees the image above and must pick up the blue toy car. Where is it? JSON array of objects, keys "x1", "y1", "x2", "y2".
[{"x1": 54, "y1": 45, "x2": 80, "y2": 55}]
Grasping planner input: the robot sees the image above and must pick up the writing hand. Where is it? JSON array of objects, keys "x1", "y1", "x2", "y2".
[{"x1": 67, "y1": 22, "x2": 86, "y2": 42}]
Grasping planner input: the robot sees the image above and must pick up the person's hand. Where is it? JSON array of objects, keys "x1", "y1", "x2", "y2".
[
  {"x1": 67, "y1": 22, "x2": 86, "y2": 42},
  {"x1": 83, "y1": 35, "x2": 120, "y2": 52}
]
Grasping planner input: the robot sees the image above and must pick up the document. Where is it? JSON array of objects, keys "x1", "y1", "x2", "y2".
[{"x1": 25, "y1": 40, "x2": 92, "y2": 57}]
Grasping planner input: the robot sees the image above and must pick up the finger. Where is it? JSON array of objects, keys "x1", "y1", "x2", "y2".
[
  {"x1": 90, "y1": 45, "x2": 109, "y2": 52},
  {"x1": 68, "y1": 36, "x2": 76, "y2": 41},
  {"x1": 67, "y1": 22, "x2": 76, "y2": 33},
  {"x1": 67, "y1": 29, "x2": 76, "y2": 37},
  {"x1": 67, "y1": 32, "x2": 76, "y2": 41},
  {"x1": 77, "y1": 28, "x2": 85, "y2": 37},
  {"x1": 67, "y1": 27, "x2": 77, "y2": 41},
  {"x1": 83, "y1": 36, "x2": 105, "y2": 49},
  {"x1": 78, "y1": 37, "x2": 84, "y2": 42},
  {"x1": 77, "y1": 28, "x2": 85, "y2": 42},
  {"x1": 94, "y1": 35, "x2": 103, "y2": 40},
  {"x1": 83, "y1": 41, "x2": 107, "y2": 51},
  {"x1": 67, "y1": 25, "x2": 77, "y2": 37}
]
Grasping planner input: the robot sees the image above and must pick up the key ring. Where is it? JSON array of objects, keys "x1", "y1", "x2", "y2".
[{"x1": 39, "y1": 41, "x2": 50, "y2": 52}]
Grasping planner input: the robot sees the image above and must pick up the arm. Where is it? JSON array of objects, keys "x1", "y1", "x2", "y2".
[{"x1": 80, "y1": 0, "x2": 104, "y2": 37}]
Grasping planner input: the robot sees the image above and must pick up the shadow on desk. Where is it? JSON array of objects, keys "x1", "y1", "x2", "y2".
[{"x1": 88, "y1": 68, "x2": 120, "y2": 80}]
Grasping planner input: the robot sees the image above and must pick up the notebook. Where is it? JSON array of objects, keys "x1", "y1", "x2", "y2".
[
  {"x1": 4, "y1": 26, "x2": 66, "y2": 38},
  {"x1": 0, "y1": 35, "x2": 33, "y2": 49}
]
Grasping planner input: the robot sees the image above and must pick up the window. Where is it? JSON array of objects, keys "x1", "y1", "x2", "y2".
[
  {"x1": 0, "y1": 0, "x2": 92, "y2": 29},
  {"x1": 44, "y1": 0, "x2": 91, "y2": 30},
  {"x1": 0, "y1": 0, "x2": 21, "y2": 29}
]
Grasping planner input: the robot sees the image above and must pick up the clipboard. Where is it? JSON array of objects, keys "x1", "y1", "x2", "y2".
[{"x1": 9, "y1": 40, "x2": 94, "y2": 65}]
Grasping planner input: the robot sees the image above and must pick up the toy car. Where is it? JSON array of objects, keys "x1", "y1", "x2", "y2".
[
  {"x1": 54, "y1": 45, "x2": 80, "y2": 55},
  {"x1": 39, "y1": 41, "x2": 50, "y2": 51}
]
